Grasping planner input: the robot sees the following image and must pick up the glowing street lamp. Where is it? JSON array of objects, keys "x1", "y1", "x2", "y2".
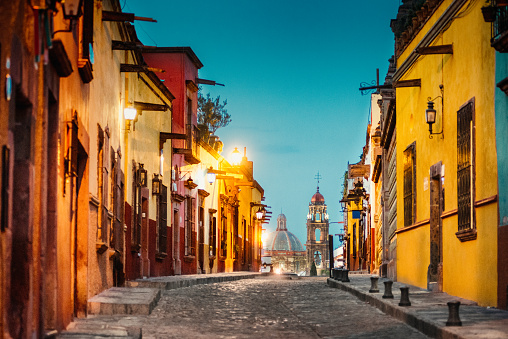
[
  {"x1": 231, "y1": 147, "x2": 241, "y2": 166},
  {"x1": 256, "y1": 207, "x2": 264, "y2": 220}
]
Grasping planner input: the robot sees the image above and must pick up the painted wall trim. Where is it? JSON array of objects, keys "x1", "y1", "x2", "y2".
[
  {"x1": 474, "y1": 194, "x2": 498, "y2": 208},
  {"x1": 395, "y1": 218, "x2": 430, "y2": 234}
]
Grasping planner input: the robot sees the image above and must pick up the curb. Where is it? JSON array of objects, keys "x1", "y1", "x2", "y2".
[{"x1": 327, "y1": 278, "x2": 463, "y2": 339}]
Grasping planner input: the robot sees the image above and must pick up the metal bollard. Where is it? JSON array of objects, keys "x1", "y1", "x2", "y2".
[
  {"x1": 446, "y1": 301, "x2": 462, "y2": 326},
  {"x1": 369, "y1": 276, "x2": 380, "y2": 293},
  {"x1": 399, "y1": 286, "x2": 411, "y2": 306},
  {"x1": 342, "y1": 269, "x2": 350, "y2": 282},
  {"x1": 382, "y1": 280, "x2": 394, "y2": 299}
]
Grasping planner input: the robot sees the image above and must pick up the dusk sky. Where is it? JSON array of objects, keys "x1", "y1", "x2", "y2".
[{"x1": 125, "y1": 0, "x2": 401, "y2": 246}]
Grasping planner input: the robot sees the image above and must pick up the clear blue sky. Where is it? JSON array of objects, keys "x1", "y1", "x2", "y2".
[{"x1": 126, "y1": 0, "x2": 401, "y2": 246}]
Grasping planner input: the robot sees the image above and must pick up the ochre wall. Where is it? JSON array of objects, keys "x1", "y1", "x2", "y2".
[{"x1": 395, "y1": 0, "x2": 498, "y2": 306}]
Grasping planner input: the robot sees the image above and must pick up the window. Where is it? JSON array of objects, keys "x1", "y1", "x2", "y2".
[
  {"x1": 233, "y1": 206, "x2": 239, "y2": 259},
  {"x1": 403, "y1": 142, "x2": 416, "y2": 226},
  {"x1": 242, "y1": 218, "x2": 247, "y2": 264},
  {"x1": 221, "y1": 206, "x2": 227, "y2": 258},
  {"x1": 97, "y1": 125, "x2": 110, "y2": 247},
  {"x1": 209, "y1": 212, "x2": 216, "y2": 257},
  {"x1": 457, "y1": 101, "x2": 475, "y2": 237},
  {"x1": 131, "y1": 164, "x2": 142, "y2": 251},
  {"x1": 185, "y1": 196, "x2": 195, "y2": 256},
  {"x1": 157, "y1": 184, "x2": 168, "y2": 255}
]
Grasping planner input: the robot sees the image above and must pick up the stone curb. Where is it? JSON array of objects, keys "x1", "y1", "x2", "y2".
[
  {"x1": 126, "y1": 272, "x2": 264, "y2": 290},
  {"x1": 328, "y1": 278, "x2": 463, "y2": 339}
]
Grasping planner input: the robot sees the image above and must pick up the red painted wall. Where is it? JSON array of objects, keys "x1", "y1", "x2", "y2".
[{"x1": 124, "y1": 203, "x2": 141, "y2": 281}]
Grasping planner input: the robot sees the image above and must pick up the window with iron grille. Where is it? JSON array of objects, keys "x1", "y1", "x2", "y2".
[
  {"x1": 457, "y1": 101, "x2": 474, "y2": 231},
  {"x1": 185, "y1": 196, "x2": 195, "y2": 256},
  {"x1": 157, "y1": 184, "x2": 168, "y2": 254},
  {"x1": 403, "y1": 142, "x2": 416, "y2": 226}
]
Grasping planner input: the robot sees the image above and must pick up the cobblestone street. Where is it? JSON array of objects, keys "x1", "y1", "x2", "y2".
[{"x1": 75, "y1": 276, "x2": 428, "y2": 338}]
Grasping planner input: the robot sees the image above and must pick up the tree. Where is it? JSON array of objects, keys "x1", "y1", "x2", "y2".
[
  {"x1": 310, "y1": 261, "x2": 317, "y2": 276},
  {"x1": 198, "y1": 91, "x2": 231, "y2": 136}
]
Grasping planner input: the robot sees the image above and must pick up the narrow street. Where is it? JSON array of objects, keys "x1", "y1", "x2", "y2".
[{"x1": 71, "y1": 276, "x2": 428, "y2": 338}]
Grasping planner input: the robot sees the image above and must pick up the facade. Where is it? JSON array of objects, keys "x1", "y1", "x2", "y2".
[
  {"x1": 306, "y1": 187, "x2": 330, "y2": 275},
  {"x1": 487, "y1": 0, "x2": 508, "y2": 310},
  {"x1": 263, "y1": 213, "x2": 306, "y2": 274},
  {"x1": 392, "y1": 0, "x2": 498, "y2": 307},
  {"x1": 0, "y1": 0, "x2": 267, "y2": 336}
]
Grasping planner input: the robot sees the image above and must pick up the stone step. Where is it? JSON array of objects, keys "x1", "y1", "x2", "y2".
[
  {"x1": 87, "y1": 287, "x2": 161, "y2": 315},
  {"x1": 58, "y1": 321, "x2": 141, "y2": 338}
]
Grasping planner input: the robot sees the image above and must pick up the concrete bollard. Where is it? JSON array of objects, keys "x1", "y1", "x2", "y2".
[
  {"x1": 382, "y1": 280, "x2": 394, "y2": 299},
  {"x1": 332, "y1": 268, "x2": 340, "y2": 281},
  {"x1": 342, "y1": 269, "x2": 350, "y2": 282},
  {"x1": 369, "y1": 276, "x2": 380, "y2": 293},
  {"x1": 399, "y1": 286, "x2": 411, "y2": 306},
  {"x1": 446, "y1": 301, "x2": 462, "y2": 326}
]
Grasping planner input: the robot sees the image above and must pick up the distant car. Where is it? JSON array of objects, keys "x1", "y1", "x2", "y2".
[{"x1": 260, "y1": 263, "x2": 272, "y2": 272}]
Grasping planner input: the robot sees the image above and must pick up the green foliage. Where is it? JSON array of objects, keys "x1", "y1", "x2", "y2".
[
  {"x1": 198, "y1": 90, "x2": 231, "y2": 136},
  {"x1": 321, "y1": 269, "x2": 330, "y2": 276},
  {"x1": 310, "y1": 261, "x2": 317, "y2": 276}
]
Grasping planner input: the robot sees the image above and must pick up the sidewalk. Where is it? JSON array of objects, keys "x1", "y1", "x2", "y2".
[{"x1": 327, "y1": 274, "x2": 508, "y2": 339}]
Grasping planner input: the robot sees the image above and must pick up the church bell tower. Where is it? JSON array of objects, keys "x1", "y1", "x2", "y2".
[{"x1": 306, "y1": 173, "x2": 329, "y2": 275}]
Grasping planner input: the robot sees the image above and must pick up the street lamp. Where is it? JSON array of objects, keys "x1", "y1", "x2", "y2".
[
  {"x1": 62, "y1": 0, "x2": 84, "y2": 20},
  {"x1": 256, "y1": 207, "x2": 264, "y2": 220},
  {"x1": 425, "y1": 84, "x2": 444, "y2": 139},
  {"x1": 231, "y1": 147, "x2": 241, "y2": 166},
  {"x1": 207, "y1": 169, "x2": 216, "y2": 185},
  {"x1": 152, "y1": 174, "x2": 161, "y2": 195}
]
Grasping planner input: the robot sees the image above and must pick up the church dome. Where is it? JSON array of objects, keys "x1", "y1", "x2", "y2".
[
  {"x1": 311, "y1": 191, "x2": 325, "y2": 204},
  {"x1": 264, "y1": 229, "x2": 305, "y2": 252},
  {"x1": 263, "y1": 213, "x2": 305, "y2": 252}
]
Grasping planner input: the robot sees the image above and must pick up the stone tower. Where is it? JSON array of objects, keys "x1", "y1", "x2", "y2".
[{"x1": 306, "y1": 179, "x2": 330, "y2": 275}]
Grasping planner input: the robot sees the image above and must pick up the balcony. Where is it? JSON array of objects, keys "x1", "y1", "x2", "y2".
[
  {"x1": 174, "y1": 124, "x2": 200, "y2": 164},
  {"x1": 491, "y1": 6, "x2": 508, "y2": 52}
]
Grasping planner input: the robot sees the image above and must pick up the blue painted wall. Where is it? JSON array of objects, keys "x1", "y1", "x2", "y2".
[{"x1": 495, "y1": 53, "x2": 508, "y2": 226}]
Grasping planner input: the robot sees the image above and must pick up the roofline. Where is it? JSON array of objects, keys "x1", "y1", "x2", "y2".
[{"x1": 141, "y1": 46, "x2": 204, "y2": 69}]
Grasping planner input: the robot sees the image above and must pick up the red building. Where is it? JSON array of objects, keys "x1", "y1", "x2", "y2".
[{"x1": 142, "y1": 47, "x2": 203, "y2": 275}]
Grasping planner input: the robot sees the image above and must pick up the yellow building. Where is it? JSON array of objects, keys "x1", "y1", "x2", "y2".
[{"x1": 392, "y1": 0, "x2": 498, "y2": 306}]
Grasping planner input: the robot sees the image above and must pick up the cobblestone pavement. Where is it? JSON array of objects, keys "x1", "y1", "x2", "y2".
[{"x1": 80, "y1": 276, "x2": 429, "y2": 338}]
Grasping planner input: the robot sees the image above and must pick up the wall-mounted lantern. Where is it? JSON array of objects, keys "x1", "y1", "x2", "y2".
[
  {"x1": 62, "y1": 0, "x2": 84, "y2": 20},
  {"x1": 124, "y1": 107, "x2": 137, "y2": 121},
  {"x1": 425, "y1": 84, "x2": 444, "y2": 139},
  {"x1": 137, "y1": 164, "x2": 147, "y2": 187},
  {"x1": 207, "y1": 167, "x2": 216, "y2": 185},
  {"x1": 256, "y1": 207, "x2": 264, "y2": 220},
  {"x1": 152, "y1": 174, "x2": 161, "y2": 195}
]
